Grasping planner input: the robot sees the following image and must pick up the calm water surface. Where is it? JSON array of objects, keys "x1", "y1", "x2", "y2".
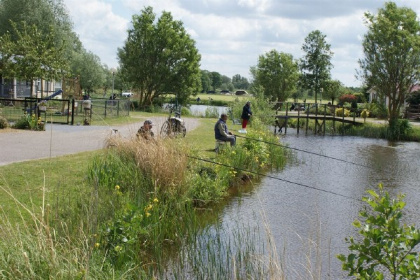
[
  {"x1": 188, "y1": 104, "x2": 229, "y2": 116},
  {"x1": 219, "y1": 131, "x2": 420, "y2": 279}
]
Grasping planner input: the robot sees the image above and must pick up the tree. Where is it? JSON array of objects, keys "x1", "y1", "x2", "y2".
[
  {"x1": 359, "y1": 2, "x2": 420, "y2": 134},
  {"x1": 232, "y1": 74, "x2": 250, "y2": 90},
  {"x1": 323, "y1": 79, "x2": 342, "y2": 105},
  {"x1": 0, "y1": 21, "x2": 68, "y2": 97},
  {"x1": 338, "y1": 184, "x2": 420, "y2": 279},
  {"x1": 200, "y1": 70, "x2": 212, "y2": 93},
  {"x1": 0, "y1": 0, "x2": 78, "y2": 61},
  {"x1": 117, "y1": 6, "x2": 201, "y2": 106},
  {"x1": 70, "y1": 50, "x2": 105, "y2": 94},
  {"x1": 254, "y1": 49, "x2": 299, "y2": 102},
  {"x1": 300, "y1": 30, "x2": 333, "y2": 103},
  {"x1": 209, "y1": 71, "x2": 222, "y2": 92}
]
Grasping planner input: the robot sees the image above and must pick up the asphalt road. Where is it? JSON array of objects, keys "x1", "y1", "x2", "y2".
[{"x1": 0, "y1": 117, "x2": 200, "y2": 166}]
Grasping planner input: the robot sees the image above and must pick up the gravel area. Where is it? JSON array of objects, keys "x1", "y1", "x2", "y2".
[{"x1": 0, "y1": 117, "x2": 201, "y2": 166}]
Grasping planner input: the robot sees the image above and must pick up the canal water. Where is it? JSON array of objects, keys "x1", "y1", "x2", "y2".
[{"x1": 217, "y1": 130, "x2": 420, "y2": 279}]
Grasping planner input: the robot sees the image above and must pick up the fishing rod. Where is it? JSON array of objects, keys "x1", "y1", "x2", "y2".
[
  {"x1": 188, "y1": 155, "x2": 362, "y2": 203},
  {"x1": 234, "y1": 134, "x2": 371, "y2": 169}
]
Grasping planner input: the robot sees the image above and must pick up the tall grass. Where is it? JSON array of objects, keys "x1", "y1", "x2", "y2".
[{"x1": 0, "y1": 110, "x2": 290, "y2": 278}]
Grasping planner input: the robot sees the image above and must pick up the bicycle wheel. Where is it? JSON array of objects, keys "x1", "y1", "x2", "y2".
[{"x1": 160, "y1": 120, "x2": 172, "y2": 137}]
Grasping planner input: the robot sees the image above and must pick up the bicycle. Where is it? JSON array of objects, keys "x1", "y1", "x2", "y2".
[{"x1": 160, "y1": 104, "x2": 186, "y2": 138}]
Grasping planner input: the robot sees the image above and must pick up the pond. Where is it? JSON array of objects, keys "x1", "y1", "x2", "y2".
[
  {"x1": 203, "y1": 130, "x2": 420, "y2": 279},
  {"x1": 188, "y1": 104, "x2": 230, "y2": 117}
]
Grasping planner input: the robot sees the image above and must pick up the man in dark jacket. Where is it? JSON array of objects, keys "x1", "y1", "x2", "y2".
[
  {"x1": 240, "y1": 101, "x2": 252, "y2": 133},
  {"x1": 214, "y1": 114, "x2": 236, "y2": 146},
  {"x1": 137, "y1": 119, "x2": 154, "y2": 140}
]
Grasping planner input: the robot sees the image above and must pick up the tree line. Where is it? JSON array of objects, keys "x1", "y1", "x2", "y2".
[{"x1": 1, "y1": 1, "x2": 420, "y2": 133}]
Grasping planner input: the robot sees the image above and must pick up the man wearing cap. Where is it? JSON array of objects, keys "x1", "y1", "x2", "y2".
[
  {"x1": 239, "y1": 101, "x2": 252, "y2": 133},
  {"x1": 137, "y1": 119, "x2": 154, "y2": 140},
  {"x1": 214, "y1": 113, "x2": 236, "y2": 146}
]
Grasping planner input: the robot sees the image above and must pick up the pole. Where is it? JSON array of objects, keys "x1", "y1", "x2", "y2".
[{"x1": 112, "y1": 71, "x2": 115, "y2": 97}]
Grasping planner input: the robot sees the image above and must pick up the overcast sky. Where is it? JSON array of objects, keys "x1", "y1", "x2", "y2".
[{"x1": 62, "y1": 0, "x2": 420, "y2": 87}]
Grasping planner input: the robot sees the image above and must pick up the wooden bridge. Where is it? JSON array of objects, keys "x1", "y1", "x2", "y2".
[{"x1": 273, "y1": 102, "x2": 364, "y2": 135}]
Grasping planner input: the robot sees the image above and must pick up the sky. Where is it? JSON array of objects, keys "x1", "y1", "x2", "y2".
[{"x1": 62, "y1": 0, "x2": 420, "y2": 87}]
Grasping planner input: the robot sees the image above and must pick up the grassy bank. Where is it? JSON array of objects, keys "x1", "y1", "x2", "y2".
[{"x1": 0, "y1": 111, "x2": 288, "y2": 278}]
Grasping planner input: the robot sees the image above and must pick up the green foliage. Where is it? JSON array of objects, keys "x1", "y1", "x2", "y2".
[
  {"x1": 360, "y1": 2, "x2": 420, "y2": 125},
  {"x1": 300, "y1": 30, "x2": 333, "y2": 103},
  {"x1": 232, "y1": 74, "x2": 250, "y2": 90},
  {"x1": 118, "y1": 6, "x2": 201, "y2": 106},
  {"x1": 230, "y1": 85, "x2": 273, "y2": 126},
  {"x1": 323, "y1": 79, "x2": 342, "y2": 104},
  {"x1": 338, "y1": 185, "x2": 420, "y2": 279},
  {"x1": 13, "y1": 116, "x2": 29, "y2": 129},
  {"x1": 354, "y1": 92, "x2": 366, "y2": 103},
  {"x1": 254, "y1": 49, "x2": 299, "y2": 102},
  {"x1": 0, "y1": 21, "x2": 69, "y2": 81},
  {"x1": 335, "y1": 107, "x2": 350, "y2": 117},
  {"x1": 388, "y1": 118, "x2": 413, "y2": 141},
  {"x1": 70, "y1": 50, "x2": 105, "y2": 94},
  {"x1": 365, "y1": 102, "x2": 388, "y2": 119},
  {"x1": 0, "y1": 116, "x2": 8, "y2": 128},
  {"x1": 407, "y1": 91, "x2": 420, "y2": 106}
]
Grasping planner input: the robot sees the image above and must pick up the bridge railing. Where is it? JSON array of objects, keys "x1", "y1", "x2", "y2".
[{"x1": 273, "y1": 102, "x2": 361, "y2": 119}]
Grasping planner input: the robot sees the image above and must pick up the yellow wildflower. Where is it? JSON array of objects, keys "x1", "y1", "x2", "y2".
[
  {"x1": 145, "y1": 204, "x2": 153, "y2": 212},
  {"x1": 94, "y1": 243, "x2": 100, "y2": 248},
  {"x1": 153, "y1": 198, "x2": 159, "y2": 203},
  {"x1": 115, "y1": 185, "x2": 120, "y2": 191},
  {"x1": 146, "y1": 212, "x2": 151, "y2": 217}
]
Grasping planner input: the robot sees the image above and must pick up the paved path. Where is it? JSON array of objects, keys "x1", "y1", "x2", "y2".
[{"x1": 0, "y1": 117, "x2": 200, "y2": 166}]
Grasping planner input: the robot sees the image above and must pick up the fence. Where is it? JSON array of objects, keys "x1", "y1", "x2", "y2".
[{"x1": 0, "y1": 98, "x2": 131, "y2": 126}]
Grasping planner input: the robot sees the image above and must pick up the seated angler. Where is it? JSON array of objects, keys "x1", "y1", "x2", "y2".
[
  {"x1": 137, "y1": 119, "x2": 154, "y2": 140},
  {"x1": 214, "y1": 113, "x2": 236, "y2": 146}
]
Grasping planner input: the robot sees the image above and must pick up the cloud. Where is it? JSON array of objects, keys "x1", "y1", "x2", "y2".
[{"x1": 63, "y1": 0, "x2": 420, "y2": 86}]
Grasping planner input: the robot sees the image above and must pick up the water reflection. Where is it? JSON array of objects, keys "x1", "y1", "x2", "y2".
[
  {"x1": 219, "y1": 131, "x2": 420, "y2": 279},
  {"x1": 188, "y1": 104, "x2": 229, "y2": 117}
]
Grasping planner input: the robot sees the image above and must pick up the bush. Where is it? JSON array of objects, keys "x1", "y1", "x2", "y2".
[
  {"x1": 12, "y1": 115, "x2": 30, "y2": 129},
  {"x1": 339, "y1": 94, "x2": 357, "y2": 104},
  {"x1": 354, "y1": 92, "x2": 366, "y2": 103},
  {"x1": 0, "y1": 116, "x2": 8, "y2": 129},
  {"x1": 388, "y1": 119, "x2": 413, "y2": 140},
  {"x1": 335, "y1": 107, "x2": 350, "y2": 117},
  {"x1": 338, "y1": 185, "x2": 420, "y2": 279}
]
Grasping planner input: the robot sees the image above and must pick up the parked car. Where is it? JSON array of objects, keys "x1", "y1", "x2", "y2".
[{"x1": 121, "y1": 92, "x2": 133, "y2": 97}]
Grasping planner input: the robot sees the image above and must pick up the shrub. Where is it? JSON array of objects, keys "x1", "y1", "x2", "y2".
[
  {"x1": 12, "y1": 114, "x2": 45, "y2": 130},
  {"x1": 335, "y1": 107, "x2": 350, "y2": 117},
  {"x1": 354, "y1": 92, "x2": 366, "y2": 103},
  {"x1": 388, "y1": 119, "x2": 413, "y2": 140},
  {"x1": 12, "y1": 115, "x2": 30, "y2": 129},
  {"x1": 339, "y1": 94, "x2": 357, "y2": 104},
  {"x1": 338, "y1": 185, "x2": 420, "y2": 279},
  {"x1": 360, "y1": 109, "x2": 369, "y2": 122},
  {"x1": 0, "y1": 116, "x2": 8, "y2": 129}
]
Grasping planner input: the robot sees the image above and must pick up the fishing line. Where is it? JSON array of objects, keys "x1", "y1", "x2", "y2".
[
  {"x1": 234, "y1": 134, "x2": 371, "y2": 169},
  {"x1": 188, "y1": 155, "x2": 362, "y2": 203}
]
